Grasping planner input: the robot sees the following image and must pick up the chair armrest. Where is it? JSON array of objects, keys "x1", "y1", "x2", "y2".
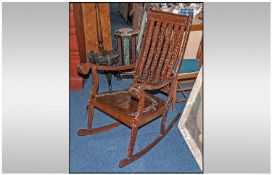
[
  {"x1": 78, "y1": 63, "x2": 136, "y2": 74},
  {"x1": 128, "y1": 78, "x2": 175, "y2": 120},
  {"x1": 78, "y1": 63, "x2": 136, "y2": 97},
  {"x1": 78, "y1": 63, "x2": 94, "y2": 75},
  {"x1": 128, "y1": 78, "x2": 174, "y2": 99}
]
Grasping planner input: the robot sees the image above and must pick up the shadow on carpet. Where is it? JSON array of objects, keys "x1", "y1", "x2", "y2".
[{"x1": 69, "y1": 73, "x2": 201, "y2": 173}]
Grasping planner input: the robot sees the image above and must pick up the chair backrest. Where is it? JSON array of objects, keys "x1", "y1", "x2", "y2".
[{"x1": 134, "y1": 9, "x2": 193, "y2": 84}]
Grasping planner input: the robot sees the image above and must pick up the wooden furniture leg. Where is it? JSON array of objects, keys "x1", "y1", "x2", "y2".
[
  {"x1": 160, "y1": 112, "x2": 167, "y2": 134},
  {"x1": 128, "y1": 125, "x2": 138, "y2": 159}
]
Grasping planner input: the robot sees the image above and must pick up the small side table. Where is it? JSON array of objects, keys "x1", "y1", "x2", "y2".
[
  {"x1": 89, "y1": 49, "x2": 119, "y2": 92},
  {"x1": 114, "y1": 28, "x2": 138, "y2": 80}
]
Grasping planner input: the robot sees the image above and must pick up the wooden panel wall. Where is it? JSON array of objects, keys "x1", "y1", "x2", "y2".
[
  {"x1": 82, "y1": 3, "x2": 112, "y2": 55},
  {"x1": 69, "y1": 3, "x2": 112, "y2": 90}
]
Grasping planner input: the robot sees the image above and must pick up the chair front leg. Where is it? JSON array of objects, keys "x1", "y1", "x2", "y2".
[
  {"x1": 90, "y1": 65, "x2": 99, "y2": 97},
  {"x1": 87, "y1": 65, "x2": 99, "y2": 129},
  {"x1": 127, "y1": 93, "x2": 145, "y2": 158},
  {"x1": 127, "y1": 124, "x2": 138, "y2": 159}
]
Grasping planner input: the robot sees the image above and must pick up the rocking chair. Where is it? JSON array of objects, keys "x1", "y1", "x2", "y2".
[{"x1": 78, "y1": 10, "x2": 192, "y2": 168}]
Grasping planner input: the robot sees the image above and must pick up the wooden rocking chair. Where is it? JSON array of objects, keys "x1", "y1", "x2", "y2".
[{"x1": 78, "y1": 10, "x2": 192, "y2": 168}]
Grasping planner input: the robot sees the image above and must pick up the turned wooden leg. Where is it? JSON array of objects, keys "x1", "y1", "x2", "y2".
[
  {"x1": 119, "y1": 125, "x2": 138, "y2": 168},
  {"x1": 127, "y1": 125, "x2": 138, "y2": 159}
]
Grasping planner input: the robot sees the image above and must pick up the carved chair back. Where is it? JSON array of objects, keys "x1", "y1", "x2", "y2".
[{"x1": 134, "y1": 10, "x2": 193, "y2": 85}]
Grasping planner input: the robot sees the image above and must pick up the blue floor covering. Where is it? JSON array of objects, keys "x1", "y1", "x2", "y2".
[{"x1": 69, "y1": 74, "x2": 201, "y2": 173}]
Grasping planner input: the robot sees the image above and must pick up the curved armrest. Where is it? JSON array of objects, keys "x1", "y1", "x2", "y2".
[
  {"x1": 78, "y1": 63, "x2": 136, "y2": 75},
  {"x1": 128, "y1": 78, "x2": 174, "y2": 99},
  {"x1": 128, "y1": 78, "x2": 175, "y2": 120},
  {"x1": 78, "y1": 63, "x2": 95, "y2": 75},
  {"x1": 78, "y1": 63, "x2": 136, "y2": 97}
]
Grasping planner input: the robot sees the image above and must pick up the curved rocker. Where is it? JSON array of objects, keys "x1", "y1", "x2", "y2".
[
  {"x1": 119, "y1": 113, "x2": 181, "y2": 168},
  {"x1": 78, "y1": 122, "x2": 121, "y2": 136}
]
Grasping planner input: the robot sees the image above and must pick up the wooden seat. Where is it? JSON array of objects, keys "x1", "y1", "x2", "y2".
[
  {"x1": 93, "y1": 90, "x2": 166, "y2": 127},
  {"x1": 77, "y1": 9, "x2": 192, "y2": 168}
]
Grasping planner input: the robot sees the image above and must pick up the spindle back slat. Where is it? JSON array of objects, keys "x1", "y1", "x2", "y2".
[
  {"x1": 149, "y1": 22, "x2": 167, "y2": 81},
  {"x1": 160, "y1": 24, "x2": 180, "y2": 80},
  {"x1": 154, "y1": 23, "x2": 173, "y2": 82},
  {"x1": 142, "y1": 21, "x2": 161, "y2": 81},
  {"x1": 165, "y1": 26, "x2": 185, "y2": 79}
]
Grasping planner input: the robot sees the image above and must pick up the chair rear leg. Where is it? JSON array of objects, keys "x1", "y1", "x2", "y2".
[{"x1": 160, "y1": 112, "x2": 167, "y2": 134}]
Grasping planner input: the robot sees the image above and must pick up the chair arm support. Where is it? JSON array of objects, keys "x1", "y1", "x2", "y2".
[
  {"x1": 128, "y1": 83, "x2": 147, "y2": 100},
  {"x1": 78, "y1": 63, "x2": 99, "y2": 96},
  {"x1": 128, "y1": 78, "x2": 175, "y2": 121},
  {"x1": 128, "y1": 78, "x2": 174, "y2": 99}
]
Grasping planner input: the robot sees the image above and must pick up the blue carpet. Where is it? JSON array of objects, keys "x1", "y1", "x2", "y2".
[{"x1": 70, "y1": 73, "x2": 201, "y2": 173}]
